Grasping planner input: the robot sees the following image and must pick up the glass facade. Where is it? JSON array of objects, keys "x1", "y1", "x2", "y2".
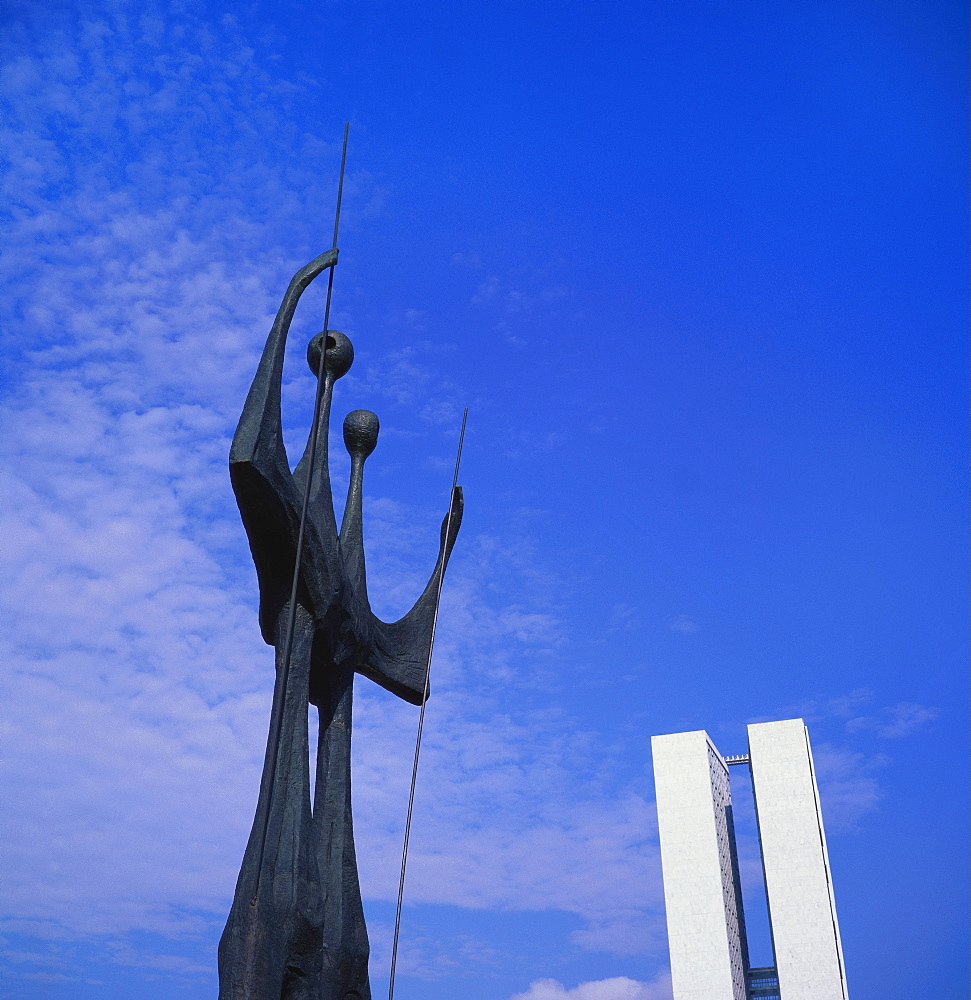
[{"x1": 747, "y1": 966, "x2": 780, "y2": 1000}]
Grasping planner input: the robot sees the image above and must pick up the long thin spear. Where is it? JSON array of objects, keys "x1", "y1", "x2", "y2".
[
  {"x1": 388, "y1": 407, "x2": 469, "y2": 1000},
  {"x1": 253, "y1": 123, "x2": 350, "y2": 895}
]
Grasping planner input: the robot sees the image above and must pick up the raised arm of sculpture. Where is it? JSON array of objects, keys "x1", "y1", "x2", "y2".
[
  {"x1": 229, "y1": 249, "x2": 340, "y2": 642},
  {"x1": 231, "y1": 249, "x2": 338, "y2": 475},
  {"x1": 335, "y1": 402, "x2": 464, "y2": 704},
  {"x1": 360, "y1": 486, "x2": 464, "y2": 704}
]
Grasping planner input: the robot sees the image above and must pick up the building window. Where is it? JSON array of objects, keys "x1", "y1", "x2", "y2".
[{"x1": 747, "y1": 966, "x2": 780, "y2": 1000}]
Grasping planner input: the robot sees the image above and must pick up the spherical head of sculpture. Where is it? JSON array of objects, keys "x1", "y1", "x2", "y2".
[
  {"x1": 343, "y1": 409, "x2": 379, "y2": 460},
  {"x1": 307, "y1": 330, "x2": 354, "y2": 380}
]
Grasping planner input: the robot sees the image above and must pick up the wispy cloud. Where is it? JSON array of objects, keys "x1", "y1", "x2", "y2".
[
  {"x1": 810, "y1": 743, "x2": 889, "y2": 832},
  {"x1": 845, "y1": 701, "x2": 939, "y2": 739},
  {"x1": 606, "y1": 603, "x2": 641, "y2": 633},
  {"x1": 366, "y1": 921, "x2": 501, "y2": 981},
  {"x1": 667, "y1": 614, "x2": 698, "y2": 633},
  {"x1": 769, "y1": 688, "x2": 939, "y2": 740},
  {"x1": 510, "y1": 973, "x2": 672, "y2": 1000}
]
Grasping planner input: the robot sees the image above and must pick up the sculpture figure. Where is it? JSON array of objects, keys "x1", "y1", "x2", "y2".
[{"x1": 218, "y1": 249, "x2": 463, "y2": 1000}]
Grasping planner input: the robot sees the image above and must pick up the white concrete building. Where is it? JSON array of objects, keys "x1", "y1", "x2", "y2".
[
  {"x1": 652, "y1": 730, "x2": 748, "y2": 1000},
  {"x1": 651, "y1": 719, "x2": 849, "y2": 1000}
]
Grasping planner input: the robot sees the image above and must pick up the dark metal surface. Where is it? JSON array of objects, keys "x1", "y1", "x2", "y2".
[{"x1": 218, "y1": 250, "x2": 463, "y2": 999}]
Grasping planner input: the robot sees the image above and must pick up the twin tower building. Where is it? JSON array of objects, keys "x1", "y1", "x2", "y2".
[{"x1": 651, "y1": 719, "x2": 849, "y2": 1000}]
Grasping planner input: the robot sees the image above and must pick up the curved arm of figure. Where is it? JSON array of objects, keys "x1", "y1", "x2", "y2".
[
  {"x1": 229, "y1": 249, "x2": 339, "y2": 642},
  {"x1": 230, "y1": 249, "x2": 339, "y2": 475},
  {"x1": 357, "y1": 487, "x2": 464, "y2": 704}
]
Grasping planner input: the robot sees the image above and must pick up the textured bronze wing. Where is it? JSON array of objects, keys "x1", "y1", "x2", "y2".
[
  {"x1": 357, "y1": 487, "x2": 464, "y2": 704},
  {"x1": 230, "y1": 251, "x2": 341, "y2": 641}
]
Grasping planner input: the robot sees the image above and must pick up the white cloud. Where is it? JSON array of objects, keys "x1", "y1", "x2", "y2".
[
  {"x1": 772, "y1": 688, "x2": 938, "y2": 740},
  {"x1": 765, "y1": 688, "x2": 872, "y2": 726},
  {"x1": 365, "y1": 921, "x2": 501, "y2": 981},
  {"x1": 845, "y1": 701, "x2": 939, "y2": 738},
  {"x1": 510, "y1": 973, "x2": 672, "y2": 1000},
  {"x1": 810, "y1": 743, "x2": 888, "y2": 832},
  {"x1": 606, "y1": 603, "x2": 640, "y2": 633},
  {"x1": 667, "y1": 614, "x2": 698, "y2": 633}
]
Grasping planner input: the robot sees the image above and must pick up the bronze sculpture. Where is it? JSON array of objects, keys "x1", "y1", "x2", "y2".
[{"x1": 218, "y1": 248, "x2": 463, "y2": 999}]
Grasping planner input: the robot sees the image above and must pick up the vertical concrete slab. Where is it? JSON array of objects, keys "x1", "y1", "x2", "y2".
[
  {"x1": 748, "y1": 719, "x2": 849, "y2": 1000},
  {"x1": 652, "y1": 730, "x2": 748, "y2": 1000}
]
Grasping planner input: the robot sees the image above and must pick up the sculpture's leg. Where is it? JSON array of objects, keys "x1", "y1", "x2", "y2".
[
  {"x1": 219, "y1": 605, "x2": 321, "y2": 1000},
  {"x1": 313, "y1": 662, "x2": 371, "y2": 1000}
]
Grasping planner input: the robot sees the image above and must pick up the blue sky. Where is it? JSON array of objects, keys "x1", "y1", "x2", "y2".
[{"x1": 0, "y1": 2, "x2": 966, "y2": 999}]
